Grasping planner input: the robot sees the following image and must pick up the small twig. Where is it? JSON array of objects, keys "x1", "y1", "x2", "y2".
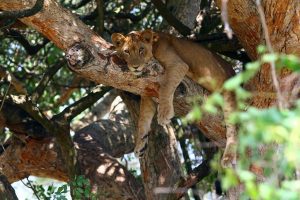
[
  {"x1": 157, "y1": 160, "x2": 211, "y2": 200},
  {"x1": 255, "y1": 0, "x2": 285, "y2": 109},
  {"x1": 9, "y1": 95, "x2": 55, "y2": 134},
  {"x1": 0, "y1": 76, "x2": 12, "y2": 112},
  {"x1": 0, "y1": 143, "x2": 5, "y2": 153},
  {"x1": 21, "y1": 178, "x2": 41, "y2": 200},
  {"x1": 32, "y1": 59, "x2": 65, "y2": 103},
  {"x1": 0, "y1": 67, "x2": 27, "y2": 95},
  {"x1": 54, "y1": 86, "x2": 111, "y2": 122}
]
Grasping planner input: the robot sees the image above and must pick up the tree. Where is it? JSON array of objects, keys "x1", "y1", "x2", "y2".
[{"x1": 0, "y1": 0, "x2": 299, "y2": 199}]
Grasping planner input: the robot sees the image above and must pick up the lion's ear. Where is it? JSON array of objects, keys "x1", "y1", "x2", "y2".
[
  {"x1": 111, "y1": 33, "x2": 125, "y2": 48},
  {"x1": 141, "y1": 29, "x2": 154, "y2": 43}
]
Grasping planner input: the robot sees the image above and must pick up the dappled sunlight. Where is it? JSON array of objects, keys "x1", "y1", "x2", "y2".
[
  {"x1": 107, "y1": 166, "x2": 116, "y2": 176},
  {"x1": 48, "y1": 142, "x2": 54, "y2": 149},
  {"x1": 83, "y1": 134, "x2": 93, "y2": 141},
  {"x1": 96, "y1": 163, "x2": 112, "y2": 175},
  {"x1": 158, "y1": 175, "x2": 166, "y2": 184},
  {"x1": 115, "y1": 176, "x2": 125, "y2": 183}
]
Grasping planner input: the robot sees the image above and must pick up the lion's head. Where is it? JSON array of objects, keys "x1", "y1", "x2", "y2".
[{"x1": 111, "y1": 29, "x2": 159, "y2": 75}]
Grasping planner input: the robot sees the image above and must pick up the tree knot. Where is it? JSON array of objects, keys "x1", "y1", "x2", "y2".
[{"x1": 65, "y1": 43, "x2": 93, "y2": 69}]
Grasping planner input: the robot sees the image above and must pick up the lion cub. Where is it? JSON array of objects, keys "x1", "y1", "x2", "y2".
[{"x1": 112, "y1": 29, "x2": 237, "y2": 167}]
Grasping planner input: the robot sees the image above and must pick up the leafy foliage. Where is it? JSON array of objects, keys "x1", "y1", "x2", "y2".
[
  {"x1": 24, "y1": 176, "x2": 96, "y2": 200},
  {"x1": 70, "y1": 175, "x2": 96, "y2": 200},
  {"x1": 186, "y1": 47, "x2": 300, "y2": 199},
  {"x1": 24, "y1": 179, "x2": 68, "y2": 200}
]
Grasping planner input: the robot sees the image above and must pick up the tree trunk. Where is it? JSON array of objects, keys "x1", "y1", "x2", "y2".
[
  {"x1": 121, "y1": 92, "x2": 184, "y2": 200},
  {"x1": 0, "y1": 174, "x2": 18, "y2": 200},
  {"x1": 217, "y1": 0, "x2": 300, "y2": 108}
]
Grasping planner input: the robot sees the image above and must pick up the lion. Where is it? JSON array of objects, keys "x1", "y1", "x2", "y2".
[{"x1": 111, "y1": 29, "x2": 237, "y2": 167}]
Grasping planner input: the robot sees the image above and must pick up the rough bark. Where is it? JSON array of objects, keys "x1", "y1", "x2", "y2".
[
  {"x1": 0, "y1": 174, "x2": 18, "y2": 200},
  {"x1": 168, "y1": 0, "x2": 201, "y2": 29},
  {"x1": 0, "y1": 0, "x2": 226, "y2": 147},
  {"x1": 121, "y1": 92, "x2": 184, "y2": 200},
  {"x1": 0, "y1": 120, "x2": 143, "y2": 200},
  {"x1": 217, "y1": 0, "x2": 300, "y2": 108}
]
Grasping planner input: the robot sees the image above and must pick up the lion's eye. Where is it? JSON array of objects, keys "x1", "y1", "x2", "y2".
[
  {"x1": 124, "y1": 49, "x2": 130, "y2": 55},
  {"x1": 139, "y1": 47, "x2": 144, "y2": 55}
]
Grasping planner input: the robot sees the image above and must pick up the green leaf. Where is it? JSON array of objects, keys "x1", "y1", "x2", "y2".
[
  {"x1": 257, "y1": 45, "x2": 267, "y2": 54},
  {"x1": 57, "y1": 184, "x2": 68, "y2": 194},
  {"x1": 280, "y1": 54, "x2": 300, "y2": 71},
  {"x1": 84, "y1": 189, "x2": 91, "y2": 198},
  {"x1": 184, "y1": 105, "x2": 202, "y2": 123},
  {"x1": 222, "y1": 169, "x2": 238, "y2": 190},
  {"x1": 238, "y1": 170, "x2": 255, "y2": 182},
  {"x1": 245, "y1": 61, "x2": 260, "y2": 71},
  {"x1": 76, "y1": 187, "x2": 84, "y2": 194},
  {"x1": 224, "y1": 73, "x2": 243, "y2": 90},
  {"x1": 262, "y1": 53, "x2": 279, "y2": 63},
  {"x1": 259, "y1": 183, "x2": 274, "y2": 200}
]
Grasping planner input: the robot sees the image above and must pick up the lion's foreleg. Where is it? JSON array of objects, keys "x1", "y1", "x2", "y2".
[{"x1": 134, "y1": 96, "x2": 156, "y2": 158}]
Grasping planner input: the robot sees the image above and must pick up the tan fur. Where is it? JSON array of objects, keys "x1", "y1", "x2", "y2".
[{"x1": 112, "y1": 30, "x2": 237, "y2": 167}]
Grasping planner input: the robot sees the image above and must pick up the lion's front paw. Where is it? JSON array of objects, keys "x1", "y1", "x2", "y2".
[
  {"x1": 221, "y1": 140, "x2": 237, "y2": 168},
  {"x1": 134, "y1": 133, "x2": 149, "y2": 158},
  {"x1": 157, "y1": 103, "x2": 174, "y2": 125}
]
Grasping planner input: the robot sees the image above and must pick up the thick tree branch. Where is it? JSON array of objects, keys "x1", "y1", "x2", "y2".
[
  {"x1": 120, "y1": 92, "x2": 184, "y2": 200},
  {"x1": 0, "y1": 102, "x2": 51, "y2": 138},
  {"x1": 7, "y1": 95, "x2": 79, "y2": 183},
  {"x1": 216, "y1": 0, "x2": 300, "y2": 109},
  {"x1": 91, "y1": 89, "x2": 118, "y2": 118},
  {"x1": 151, "y1": 0, "x2": 191, "y2": 36},
  {"x1": 8, "y1": 95, "x2": 54, "y2": 132},
  {"x1": 0, "y1": 119, "x2": 143, "y2": 199},
  {"x1": 0, "y1": 0, "x2": 44, "y2": 19}
]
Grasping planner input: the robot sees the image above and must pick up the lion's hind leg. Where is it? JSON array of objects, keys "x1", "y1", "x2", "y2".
[
  {"x1": 156, "y1": 48, "x2": 189, "y2": 125},
  {"x1": 221, "y1": 91, "x2": 238, "y2": 168}
]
